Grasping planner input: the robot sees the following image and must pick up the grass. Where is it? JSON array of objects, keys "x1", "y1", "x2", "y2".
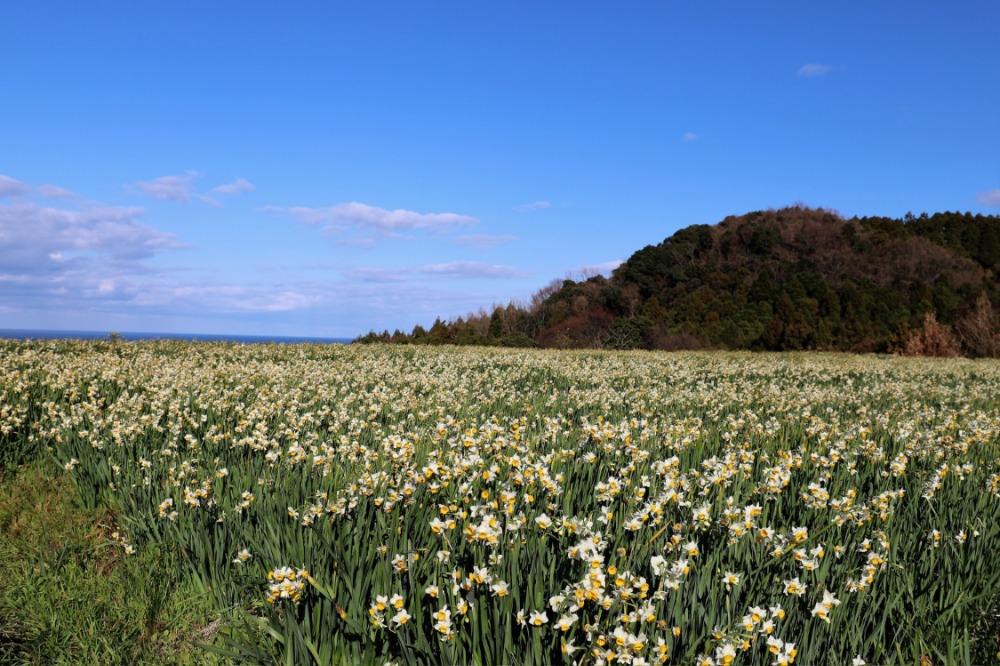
[{"x1": 0, "y1": 460, "x2": 230, "y2": 665}]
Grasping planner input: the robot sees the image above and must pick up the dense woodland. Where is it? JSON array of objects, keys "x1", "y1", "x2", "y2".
[{"x1": 355, "y1": 206, "x2": 1000, "y2": 357}]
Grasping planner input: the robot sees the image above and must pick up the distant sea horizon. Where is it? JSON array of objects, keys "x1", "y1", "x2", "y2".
[{"x1": 0, "y1": 328, "x2": 352, "y2": 345}]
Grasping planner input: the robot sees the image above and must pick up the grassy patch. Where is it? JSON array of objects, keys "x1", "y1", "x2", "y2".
[{"x1": 0, "y1": 461, "x2": 230, "y2": 665}]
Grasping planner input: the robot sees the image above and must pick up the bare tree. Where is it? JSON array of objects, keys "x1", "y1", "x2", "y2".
[
  {"x1": 530, "y1": 279, "x2": 563, "y2": 314},
  {"x1": 955, "y1": 294, "x2": 1000, "y2": 358},
  {"x1": 904, "y1": 313, "x2": 960, "y2": 357}
]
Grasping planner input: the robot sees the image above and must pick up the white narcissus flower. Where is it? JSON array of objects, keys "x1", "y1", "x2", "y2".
[{"x1": 555, "y1": 613, "x2": 578, "y2": 631}]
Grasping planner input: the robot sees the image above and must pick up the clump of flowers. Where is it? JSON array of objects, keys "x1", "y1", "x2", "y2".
[{"x1": 267, "y1": 566, "x2": 310, "y2": 604}]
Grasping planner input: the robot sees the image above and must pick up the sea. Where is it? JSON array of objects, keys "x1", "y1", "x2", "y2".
[{"x1": 0, "y1": 329, "x2": 351, "y2": 345}]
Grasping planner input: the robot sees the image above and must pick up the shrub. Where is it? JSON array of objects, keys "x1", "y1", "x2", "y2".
[{"x1": 904, "y1": 313, "x2": 960, "y2": 357}]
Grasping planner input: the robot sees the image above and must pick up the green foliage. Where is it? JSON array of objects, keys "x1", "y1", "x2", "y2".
[
  {"x1": 2, "y1": 341, "x2": 1000, "y2": 664},
  {"x1": 362, "y1": 207, "x2": 1000, "y2": 356},
  {"x1": 0, "y1": 462, "x2": 228, "y2": 665}
]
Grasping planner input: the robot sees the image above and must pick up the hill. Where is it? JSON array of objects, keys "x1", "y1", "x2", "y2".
[{"x1": 356, "y1": 206, "x2": 1000, "y2": 356}]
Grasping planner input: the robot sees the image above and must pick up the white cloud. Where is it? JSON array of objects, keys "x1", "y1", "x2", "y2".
[
  {"x1": 39, "y1": 184, "x2": 76, "y2": 199},
  {"x1": 349, "y1": 261, "x2": 529, "y2": 283},
  {"x1": 130, "y1": 171, "x2": 199, "y2": 202},
  {"x1": 342, "y1": 267, "x2": 409, "y2": 283},
  {"x1": 0, "y1": 185, "x2": 510, "y2": 335},
  {"x1": 797, "y1": 63, "x2": 833, "y2": 77},
  {"x1": 454, "y1": 234, "x2": 517, "y2": 249},
  {"x1": 514, "y1": 200, "x2": 551, "y2": 212},
  {"x1": 195, "y1": 194, "x2": 222, "y2": 207},
  {"x1": 0, "y1": 175, "x2": 27, "y2": 197},
  {"x1": 212, "y1": 177, "x2": 255, "y2": 195},
  {"x1": 142, "y1": 284, "x2": 322, "y2": 312},
  {"x1": 420, "y1": 261, "x2": 528, "y2": 278},
  {"x1": 269, "y1": 201, "x2": 477, "y2": 232},
  {"x1": 682, "y1": 132, "x2": 699, "y2": 142},
  {"x1": 976, "y1": 189, "x2": 1000, "y2": 207},
  {"x1": 0, "y1": 201, "x2": 183, "y2": 271},
  {"x1": 0, "y1": 198, "x2": 189, "y2": 318},
  {"x1": 0, "y1": 180, "x2": 582, "y2": 337}
]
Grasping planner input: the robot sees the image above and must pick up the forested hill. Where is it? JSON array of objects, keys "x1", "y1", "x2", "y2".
[{"x1": 356, "y1": 207, "x2": 1000, "y2": 356}]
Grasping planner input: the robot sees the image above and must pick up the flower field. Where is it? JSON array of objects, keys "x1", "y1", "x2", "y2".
[{"x1": 2, "y1": 339, "x2": 1000, "y2": 665}]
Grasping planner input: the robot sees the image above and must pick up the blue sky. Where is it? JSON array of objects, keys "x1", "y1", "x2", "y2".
[{"x1": 2, "y1": 1, "x2": 998, "y2": 338}]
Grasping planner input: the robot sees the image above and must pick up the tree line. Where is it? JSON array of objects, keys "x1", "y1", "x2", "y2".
[{"x1": 355, "y1": 206, "x2": 1000, "y2": 357}]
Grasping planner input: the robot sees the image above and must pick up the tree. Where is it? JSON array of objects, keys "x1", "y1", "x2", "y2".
[
  {"x1": 427, "y1": 318, "x2": 449, "y2": 344},
  {"x1": 487, "y1": 308, "x2": 505, "y2": 339},
  {"x1": 904, "y1": 313, "x2": 960, "y2": 357},
  {"x1": 955, "y1": 293, "x2": 1000, "y2": 358},
  {"x1": 364, "y1": 206, "x2": 1000, "y2": 355}
]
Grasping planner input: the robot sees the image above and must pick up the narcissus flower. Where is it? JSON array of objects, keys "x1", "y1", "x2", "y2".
[{"x1": 529, "y1": 610, "x2": 548, "y2": 626}]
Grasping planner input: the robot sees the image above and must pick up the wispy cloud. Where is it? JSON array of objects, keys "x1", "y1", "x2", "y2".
[
  {"x1": 797, "y1": 63, "x2": 833, "y2": 77},
  {"x1": 211, "y1": 177, "x2": 255, "y2": 195},
  {"x1": 454, "y1": 234, "x2": 517, "y2": 249},
  {"x1": 348, "y1": 261, "x2": 529, "y2": 283},
  {"x1": 38, "y1": 184, "x2": 76, "y2": 199},
  {"x1": 976, "y1": 189, "x2": 1000, "y2": 207},
  {"x1": 682, "y1": 132, "x2": 699, "y2": 142},
  {"x1": 0, "y1": 175, "x2": 27, "y2": 197},
  {"x1": 420, "y1": 261, "x2": 528, "y2": 278},
  {"x1": 514, "y1": 200, "x2": 551, "y2": 212},
  {"x1": 156, "y1": 284, "x2": 321, "y2": 312},
  {"x1": 267, "y1": 201, "x2": 477, "y2": 232},
  {"x1": 130, "y1": 171, "x2": 199, "y2": 202}
]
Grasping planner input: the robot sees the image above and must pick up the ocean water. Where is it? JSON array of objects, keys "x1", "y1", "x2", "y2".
[{"x1": 0, "y1": 329, "x2": 351, "y2": 345}]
